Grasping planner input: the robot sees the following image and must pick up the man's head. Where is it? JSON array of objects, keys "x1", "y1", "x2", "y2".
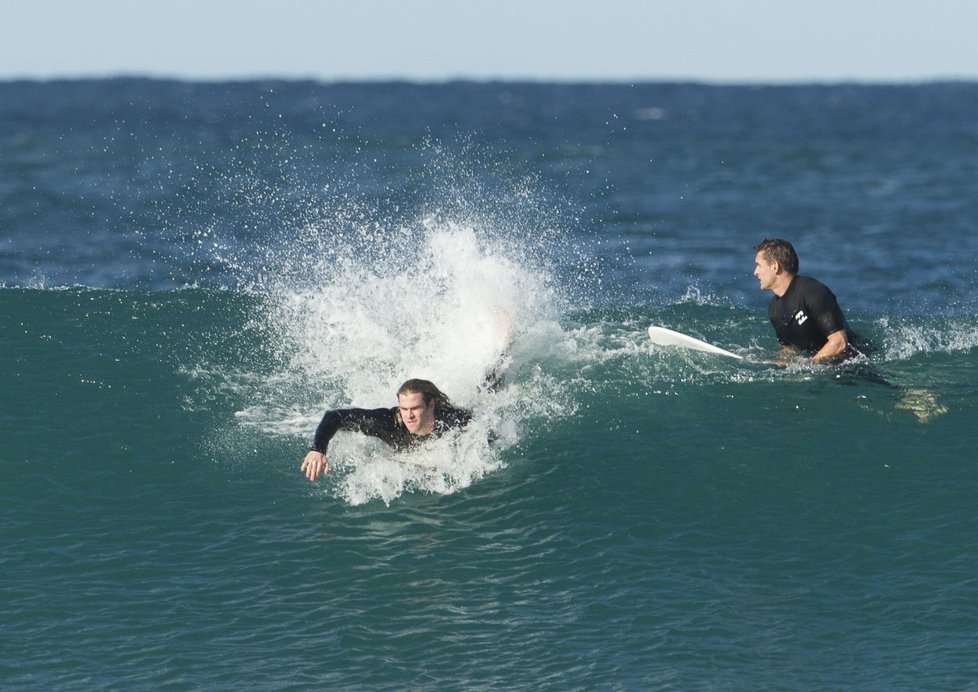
[
  {"x1": 753, "y1": 238, "x2": 798, "y2": 295},
  {"x1": 396, "y1": 379, "x2": 450, "y2": 435},
  {"x1": 754, "y1": 238, "x2": 799, "y2": 275}
]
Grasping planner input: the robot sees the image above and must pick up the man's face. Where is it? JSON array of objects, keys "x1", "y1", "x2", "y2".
[
  {"x1": 398, "y1": 391, "x2": 435, "y2": 435},
  {"x1": 753, "y1": 251, "x2": 779, "y2": 291}
]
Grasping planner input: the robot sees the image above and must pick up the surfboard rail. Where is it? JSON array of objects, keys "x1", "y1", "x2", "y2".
[{"x1": 648, "y1": 325, "x2": 743, "y2": 360}]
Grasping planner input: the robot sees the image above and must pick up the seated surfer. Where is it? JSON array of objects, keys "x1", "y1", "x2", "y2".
[
  {"x1": 753, "y1": 237, "x2": 867, "y2": 363},
  {"x1": 300, "y1": 378, "x2": 472, "y2": 481}
]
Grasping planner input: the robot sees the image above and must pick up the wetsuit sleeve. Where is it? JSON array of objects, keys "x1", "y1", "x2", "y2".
[
  {"x1": 807, "y1": 284, "x2": 847, "y2": 338},
  {"x1": 310, "y1": 408, "x2": 397, "y2": 453}
]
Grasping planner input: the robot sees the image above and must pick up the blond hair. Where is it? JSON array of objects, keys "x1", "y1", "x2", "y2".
[{"x1": 397, "y1": 379, "x2": 452, "y2": 409}]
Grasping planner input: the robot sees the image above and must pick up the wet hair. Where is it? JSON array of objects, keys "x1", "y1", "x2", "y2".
[
  {"x1": 754, "y1": 237, "x2": 799, "y2": 275},
  {"x1": 397, "y1": 379, "x2": 452, "y2": 409}
]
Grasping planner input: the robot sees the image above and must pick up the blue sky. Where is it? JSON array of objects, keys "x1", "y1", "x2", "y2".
[{"x1": 2, "y1": 0, "x2": 977, "y2": 82}]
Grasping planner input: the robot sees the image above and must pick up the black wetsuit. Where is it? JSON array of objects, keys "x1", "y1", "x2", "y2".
[
  {"x1": 310, "y1": 405, "x2": 473, "y2": 454},
  {"x1": 768, "y1": 275, "x2": 862, "y2": 359}
]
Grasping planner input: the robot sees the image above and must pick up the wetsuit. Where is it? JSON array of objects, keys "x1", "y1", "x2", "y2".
[
  {"x1": 767, "y1": 275, "x2": 862, "y2": 359},
  {"x1": 309, "y1": 405, "x2": 473, "y2": 454}
]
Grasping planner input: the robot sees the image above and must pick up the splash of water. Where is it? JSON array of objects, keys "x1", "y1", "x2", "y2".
[
  {"x1": 213, "y1": 146, "x2": 596, "y2": 504},
  {"x1": 875, "y1": 315, "x2": 978, "y2": 361}
]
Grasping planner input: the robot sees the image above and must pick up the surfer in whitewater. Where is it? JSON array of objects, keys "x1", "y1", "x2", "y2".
[
  {"x1": 753, "y1": 238, "x2": 865, "y2": 363},
  {"x1": 300, "y1": 379, "x2": 473, "y2": 481}
]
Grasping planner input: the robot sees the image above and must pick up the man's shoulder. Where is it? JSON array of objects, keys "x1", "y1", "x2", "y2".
[
  {"x1": 795, "y1": 274, "x2": 830, "y2": 289},
  {"x1": 334, "y1": 406, "x2": 398, "y2": 425},
  {"x1": 437, "y1": 404, "x2": 473, "y2": 426},
  {"x1": 337, "y1": 406, "x2": 397, "y2": 416},
  {"x1": 792, "y1": 275, "x2": 836, "y2": 299}
]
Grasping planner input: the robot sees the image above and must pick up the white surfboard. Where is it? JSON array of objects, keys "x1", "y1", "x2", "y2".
[{"x1": 648, "y1": 325, "x2": 743, "y2": 360}]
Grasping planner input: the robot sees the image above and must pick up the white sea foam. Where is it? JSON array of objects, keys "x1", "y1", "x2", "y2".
[
  {"x1": 228, "y1": 193, "x2": 587, "y2": 503},
  {"x1": 875, "y1": 316, "x2": 978, "y2": 361}
]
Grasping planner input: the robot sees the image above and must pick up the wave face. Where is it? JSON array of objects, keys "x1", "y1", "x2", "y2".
[{"x1": 3, "y1": 80, "x2": 978, "y2": 689}]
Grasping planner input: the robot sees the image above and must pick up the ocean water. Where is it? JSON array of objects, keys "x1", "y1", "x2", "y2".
[{"x1": 2, "y1": 79, "x2": 978, "y2": 689}]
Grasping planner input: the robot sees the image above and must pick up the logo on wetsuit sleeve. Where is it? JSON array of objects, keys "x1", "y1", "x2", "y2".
[{"x1": 794, "y1": 310, "x2": 808, "y2": 325}]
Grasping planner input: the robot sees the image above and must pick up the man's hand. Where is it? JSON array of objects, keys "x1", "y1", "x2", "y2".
[{"x1": 301, "y1": 450, "x2": 330, "y2": 482}]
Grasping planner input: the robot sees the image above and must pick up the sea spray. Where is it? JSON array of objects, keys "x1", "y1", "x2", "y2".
[
  {"x1": 204, "y1": 140, "x2": 601, "y2": 502},
  {"x1": 261, "y1": 211, "x2": 585, "y2": 502}
]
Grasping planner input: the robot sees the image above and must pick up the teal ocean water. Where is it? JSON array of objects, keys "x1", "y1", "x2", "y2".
[{"x1": 3, "y1": 80, "x2": 978, "y2": 689}]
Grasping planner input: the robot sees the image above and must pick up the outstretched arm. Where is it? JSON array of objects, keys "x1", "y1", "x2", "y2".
[{"x1": 300, "y1": 407, "x2": 397, "y2": 481}]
